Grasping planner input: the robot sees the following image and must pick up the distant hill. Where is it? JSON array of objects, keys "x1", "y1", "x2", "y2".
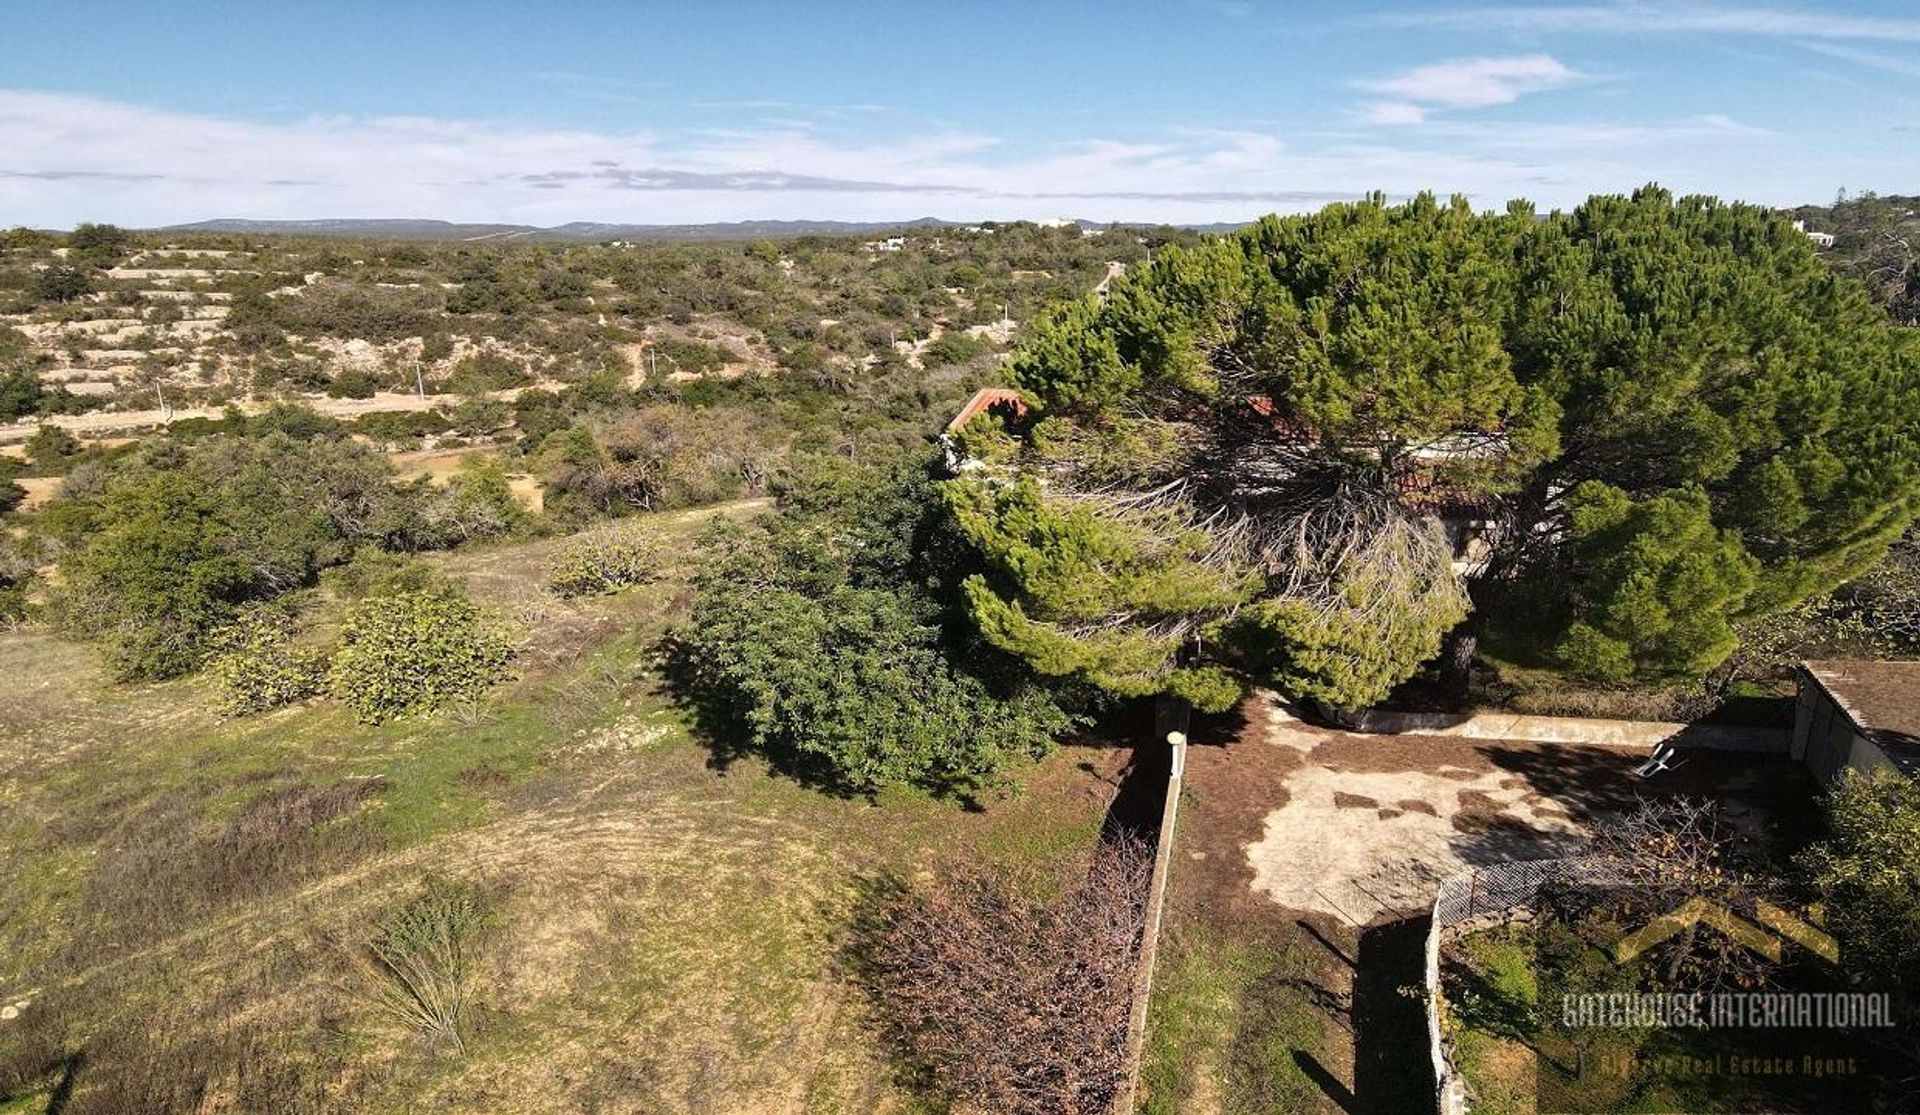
[
  {"x1": 163, "y1": 217, "x2": 1030, "y2": 242},
  {"x1": 156, "y1": 216, "x2": 1242, "y2": 242}
]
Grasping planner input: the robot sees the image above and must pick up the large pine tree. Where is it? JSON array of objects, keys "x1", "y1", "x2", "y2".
[{"x1": 946, "y1": 187, "x2": 1920, "y2": 712}]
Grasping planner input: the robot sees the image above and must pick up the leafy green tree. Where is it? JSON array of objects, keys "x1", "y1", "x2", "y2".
[
  {"x1": 0, "y1": 532, "x2": 35, "y2": 620},
  {"x1": 511, "y1": 388, "x2": 571, "y2": 451},
  {"x1": 58, "y1": 468, "x2": 261, "y2": 679},
  {"x1": 425, "y1": 458, "x2": 531, "y2": 544},
  {"x1": 955, "y1": 188, "x2": 1920, "y2": 711},
  {"x1": 445, "y1": 394, "x2": 510, "y2": 438},
  {"x1": 0, "y1": 366, "x2": 37, "y2": 423},
  {"x1": 668, "y1": 457, "x2": 1075, "y2": 795},
  {"x1": 327, "y1": 369, "x2": 378, "y2": 399},
  {"x1": 445, "y1": 350, "x2": 530, "y2": 393},
  {"x1": 25, "y1": 424, "x2": 81, "y2": 473},
  {"x1": 0, "y1": 453, "x2": 27, "y2": 517},
  {"x1": 946, "y1": 476, "x2": 1250, "y2": 710},
  {"x1": 49, "y1": 431, "x2": 437, "y2": 677},
  {"x1": 1800, "y1": 770, "x2": 1920, "y2": 993},
  {"x1": 222, "y1": 285, "x2": 287, "y2": 351},
  {"x1": 34, "y1": 265, "x2": 93, "y2": 304},
  {"x1": 67, "y1": 222, "x2": 133, "y2": 267},
  {"x1": 329, "y1": 586, "x2": 515, "y2": 723}
]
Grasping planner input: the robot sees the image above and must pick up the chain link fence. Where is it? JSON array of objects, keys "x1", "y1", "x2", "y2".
[{"x1": 1425, "y1": 857, "x2": 1624, "y2": 1114}]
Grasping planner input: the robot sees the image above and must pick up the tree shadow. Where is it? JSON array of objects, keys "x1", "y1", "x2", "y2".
[
  {"x1": 1289, "y1": 1050, "x2": 1358, "y2": 1114},
  {"x1": 1442, "y1": 951, "x2": 1536, "y2": 1044},
  {"x1": 1447, "y1": 813, "x2": 1590, "y2": 868},
  {"x1": 45, "y1": 1051, "x2": 84, "y2": 1115},
  {"x1": 1352, "y1": 917, "x2": 1434, "y2": 1114},
  {"x1": 0, "y1": 1049, "x2": 83, "y2": 1115},
  {"x1": 1100, "y1": 733, "x2": 1170, "y2": 842},
  {"x1": 1297, "y1": 917, "x2": 1357, "y2": 971},
  {"x1": 1187, "y1": 700, "x2": 1251, "y2": 748}
]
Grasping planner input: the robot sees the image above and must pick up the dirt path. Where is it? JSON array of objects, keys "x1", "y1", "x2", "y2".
[{"x1": 0, "y1": 386, "x2": 541, "y2": 445}]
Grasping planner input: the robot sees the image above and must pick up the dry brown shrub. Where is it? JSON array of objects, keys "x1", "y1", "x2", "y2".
[{"x1": 861, "y1": 836, "x2": 1152, "y2": 1115}]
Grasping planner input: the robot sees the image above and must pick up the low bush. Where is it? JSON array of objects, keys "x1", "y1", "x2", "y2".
[
  {"x1": 549, "y1": 523, "x2": 660, "y2": 597},
  {"x1": 444, "y1": 350, "x2": 531, "y2": 393},
  {"x1": 205, "y1": 606, "x2": 329, "y2": 715},
  {"x1": 322, "y1": 549, "x2": 458, "y2": 601},
  {"x1": 329, "y1": 587, "x2": 515, "y2": 723},
  {"x1": 327, "y1": 368, "x2": 379, "y2": 399},
  {"x1": 1800, "y1": 770, "x2": 1920, "y2": 993},
  {"x1": 653, "y1": 338, "x2": 731, "y2": 374},
  {"x1": 921, "y1": 330, "x2": 991, "y2": 368}
]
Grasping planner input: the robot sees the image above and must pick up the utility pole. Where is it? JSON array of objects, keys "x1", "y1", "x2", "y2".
[{"x1": 414, "y1": 357, "x2": 426, "y2": 399}]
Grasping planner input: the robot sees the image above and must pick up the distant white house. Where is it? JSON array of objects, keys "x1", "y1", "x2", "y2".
[
  {"x1": 1792, "y1": 220, "x2": 1836, "y2": 248},
  {"x1": 862, "y1": 236, "x2": 906, "y2": 252}
]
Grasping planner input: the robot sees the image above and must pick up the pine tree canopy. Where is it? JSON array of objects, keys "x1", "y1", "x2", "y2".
[{"x1": 947, "y1": 186, "x2": 1920, "y2": 711}]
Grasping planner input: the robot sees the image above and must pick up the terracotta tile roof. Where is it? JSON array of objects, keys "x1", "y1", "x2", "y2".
[{"x1": 944, "y1": 387, "x2": 1029, "y2": 434}]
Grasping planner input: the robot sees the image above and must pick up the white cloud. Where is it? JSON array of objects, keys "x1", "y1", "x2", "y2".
[
  {"x1": 1795, "y1": 41, "x2": 1920, "y2": 80},
  {"x1": 1377, "y1": 4, "x2": 1920, "y2": 44},
  {"x1": 1360, "y1": 101, "x2": 1430, "y2": 125},
  {"x1": 0, "y1": 88, "x2": 1805, "y2": 229},
  {"x1": 1357, "y1": 54, "x2": 1583, "y2": 115}
]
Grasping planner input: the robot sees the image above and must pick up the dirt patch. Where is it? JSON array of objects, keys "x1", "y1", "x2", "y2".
[
  {"x1": 388, "y1": 446, "x2": 543, "y2": 511},
  {"x1": 1155, "y1": 691, "x2": 1816, "y2": 1115},
  {"x1": 14, "y1": 476, "x2": 60, "y2": 512},
  {"x1": 1243, "y1": 703, "x2": 1591, "y2": 924}
]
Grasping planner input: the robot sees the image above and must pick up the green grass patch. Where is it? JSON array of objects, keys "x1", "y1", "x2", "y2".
[{"x1": 1141, "y1": 922, "x2": 1328, "y2": 1115}]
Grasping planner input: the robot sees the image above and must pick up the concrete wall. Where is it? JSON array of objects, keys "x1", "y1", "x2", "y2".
[
  {"x1": 1117, "y1": 707, "x2": 1189, "y2": 1115},
  {"x1": 1794, "y1": 672, "x2": 1879, "y2": 786},
  {"x1": 1344, "y1": 707, "x2": 1789, "y2": 754}
]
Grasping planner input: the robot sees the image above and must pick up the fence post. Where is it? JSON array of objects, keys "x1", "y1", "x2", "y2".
[{"x1": 1116, "y1": 699, "x2": 1189, "y2": 1114}]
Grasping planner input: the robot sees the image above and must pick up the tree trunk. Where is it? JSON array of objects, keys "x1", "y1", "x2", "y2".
[{"x1": 1440, "y1": 620, "x2": 1478, "y2": 706}]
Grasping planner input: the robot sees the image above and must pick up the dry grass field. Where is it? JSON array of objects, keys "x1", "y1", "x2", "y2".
[{"x1": 0, "y1": 502, "x2": 1122, "y2": 1114}]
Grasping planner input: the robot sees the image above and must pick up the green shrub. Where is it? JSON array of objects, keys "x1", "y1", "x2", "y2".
[
  {"x1": 205, "y1": 607, "x2": 329, "y2": 715},
  {"x1": 34, "y1": 264, "x2": 93, "y2": 304},
  {"x1": 415, "y1": 459, "x2": 531, "y2": 547},
  {"x1": 922, "y1": 330, "x2": 991, "y2": 368},
  {"x1": 668, "y1": 459, "x2": 1076, "y2": 795},
  {"x1": 327, "y1": 369, "x2": 379, "y2": 399},
  {"x1": 549, "y1": 523, "x2": 660, "y2": 597},
  {"x1": 654, "y1": 338, "x2": 730, "y2": 374},
  {"x1": 0, "y1": 534, "x2": 33, "y2": 623},
  {"x1": 445, "y1": 350, "x2": 531, "y2": 393},
  {"x1": 323, "y1": 549, "x2": 456, "y2": 601},
  {"x1": 444, "y1": 395, "x2": 510, "y2": 437},
  {"x1": 329, "y1": 587, "x2": 515, "y2": 723},
  {"x1": 1800, "y1": 770, "x2": 1920, "y2": 992},
  {"x1": 354, "y1": 409, "x2": 451, "y2": 448}
]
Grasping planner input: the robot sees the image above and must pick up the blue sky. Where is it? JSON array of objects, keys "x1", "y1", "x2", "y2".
[{"x1": 3, "y1": 1, "x2": 1917, "y2": 227}]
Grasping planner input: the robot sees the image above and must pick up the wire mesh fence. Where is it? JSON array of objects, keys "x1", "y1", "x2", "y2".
[{"x1": 1425, "y1": 857, "x2": 1623, "y2": 1114}]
